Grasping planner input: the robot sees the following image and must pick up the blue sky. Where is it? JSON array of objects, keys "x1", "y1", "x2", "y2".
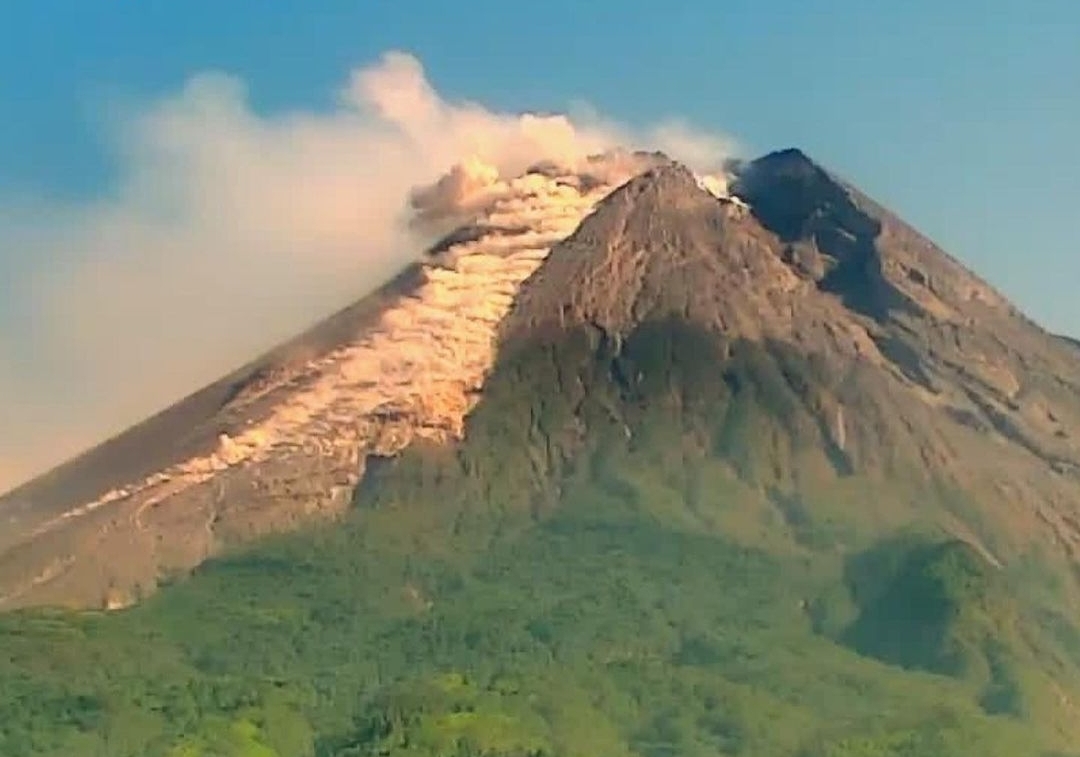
[
  {"x1": 0, "y1": 0, "x2": 1077, "y2": 489},
  {"x1": 4, "y1": 1, "x2": 1077, "y2": 324}
]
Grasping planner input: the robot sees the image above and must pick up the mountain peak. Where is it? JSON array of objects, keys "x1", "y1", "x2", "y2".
[
  {"x1": 731, "y1": 147, "x2": 861, "y2": 243},
  {"x1": 628, "y1": 158, "x2": 699, "y2": 186},
  {"x1": 580, "y1": 158, "x2": 709, "y2": 208},
  {"x1": 499, "y1": 144, "x2": 1080, "y2": 508},
  {"x1": 743, "y1": 146, "x2": 820, "y2": 172},
  {"x1": 502, "y1": 157, "x2": 784, "y2": 345}
]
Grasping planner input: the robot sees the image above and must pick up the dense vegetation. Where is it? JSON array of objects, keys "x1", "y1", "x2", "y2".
[{"x1": 3, "y1": 321, "x2": 1080, "y2": 756}]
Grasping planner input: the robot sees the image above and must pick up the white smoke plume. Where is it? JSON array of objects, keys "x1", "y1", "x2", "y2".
[{"x1": 0, "y1": 51, "x2": 737, "y2": 494}]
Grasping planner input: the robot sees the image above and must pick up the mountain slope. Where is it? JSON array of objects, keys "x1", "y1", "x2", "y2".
[
  {"x1": 0, "y1": 155, "x2": 643, "y2": 610},
  {"x1": 499, "y1": 155, "x2": 1080, "y2": 561},
  {"x1": 0, "y1": 265, "x2": 425, "y2": 608},
  {"x1": 357, "y1": 155, "x2": 1080, "y2": 745},
  {"x1": 3, "y1": 149, "x2": 1080, "y2": 756}
]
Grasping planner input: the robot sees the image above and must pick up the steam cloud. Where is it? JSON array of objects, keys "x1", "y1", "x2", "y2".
[{"x1": 0, "y1": 51, "x2": 736, "y2": 494}]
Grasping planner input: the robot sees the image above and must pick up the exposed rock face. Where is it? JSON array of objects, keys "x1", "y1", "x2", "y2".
[
  {"x1": 505, "y1": 151, "x2": 1080, "y2": 564},
  {"x1": 505, "y1": 162, "x2": 866, "y2": 352}
]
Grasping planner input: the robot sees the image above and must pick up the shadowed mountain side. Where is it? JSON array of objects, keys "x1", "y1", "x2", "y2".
[
  {"x1": 354, "y1": 313, "x2": 1080, "y2": 747},
  {"x1": 500, "y1": 160, "x2": 1080, "y2": 556}
]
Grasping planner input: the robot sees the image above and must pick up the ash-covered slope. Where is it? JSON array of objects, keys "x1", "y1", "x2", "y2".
[{"x1": 0, "y1": 152, "x2": 667, "y2": 610}]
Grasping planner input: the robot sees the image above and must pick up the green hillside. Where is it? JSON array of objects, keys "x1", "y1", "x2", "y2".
[{"x1": 3, "y1": 319, "x2": 1080, "y2": 756}]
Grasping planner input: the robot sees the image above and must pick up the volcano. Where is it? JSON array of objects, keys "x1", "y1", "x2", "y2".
[{"x1": 3, "y1": 148, "x2": 1080, "y2": 756}]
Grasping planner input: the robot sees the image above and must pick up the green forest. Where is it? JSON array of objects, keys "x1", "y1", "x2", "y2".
[{"x1": 4, "y1": 322, "x2": 1080, "y2": 756}]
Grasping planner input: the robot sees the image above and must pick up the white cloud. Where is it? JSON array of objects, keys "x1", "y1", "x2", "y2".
[{"x1": 0, "y1": 50, "x2": 737, "y2": 494}]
